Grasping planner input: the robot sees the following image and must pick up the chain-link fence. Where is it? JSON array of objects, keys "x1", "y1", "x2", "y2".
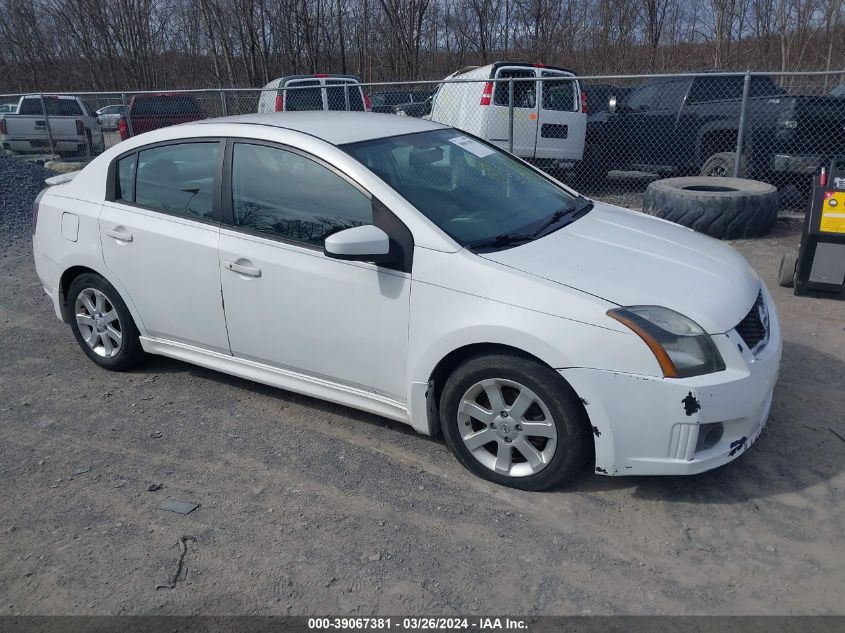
[{"x1": 2, "y1": 70, "x2": 844, "y2": 210}]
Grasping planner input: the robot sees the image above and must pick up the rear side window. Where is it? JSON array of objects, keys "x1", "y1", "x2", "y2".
[
  {"x1": 688, "y1": 77, "x2": 744, "y2": 102},
  {"x1": 326, "y1": 80, "x2": 365, "y2": 111},
  {"x1": 541, "y1": 72, "x2": 576, "y2": 111},
  {"x1": 494, "y1": 69, "x2": 537, "y2": 108},
  {"x1": 284, "y1": 81, "x2": 322, "y2": 111},
  {"x1": 231, "y1": 143, "x2": 372, "y2": 246},
  {"x1": 116, "y1": 154, "x2": 137, "y2": 202},
  {"x1": 133, "y1": 142, "x2": 219, "y2": 219}
]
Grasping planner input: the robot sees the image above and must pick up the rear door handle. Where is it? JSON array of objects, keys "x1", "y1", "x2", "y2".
[
  {"x1": 105, "y1": 227, "x2": 133, "y2": 242},
  {"x1": 224, "y1": 260, "x2": 262, "y2": 277}
]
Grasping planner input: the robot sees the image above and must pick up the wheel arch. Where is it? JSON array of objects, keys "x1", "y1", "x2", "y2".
[
  {"x1": 422, "y1": 342, "x2": 592, "y2": 449},
  {"x1": 58, "y1": 263, "x2": 146, "y2": 334},
  {"x1": 696, "y1": 125, "x2": 738, "y2": 166}
]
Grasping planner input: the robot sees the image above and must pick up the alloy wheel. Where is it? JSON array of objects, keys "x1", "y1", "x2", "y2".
[
  {"x1": 457, "y1": 378, "x2": 557, "y2": 477},
  {"x1": 74, "y1": 288, "x2": 123, "y2": 358}
]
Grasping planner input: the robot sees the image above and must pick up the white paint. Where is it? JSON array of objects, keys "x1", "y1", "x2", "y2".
[{"x1": 31, "y1": 112, "x2": 781, "y2": 479}]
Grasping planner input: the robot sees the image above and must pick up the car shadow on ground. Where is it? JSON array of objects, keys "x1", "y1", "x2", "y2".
[{"x1": 131, "y1": 339, "x2": 843, "y2": 502}]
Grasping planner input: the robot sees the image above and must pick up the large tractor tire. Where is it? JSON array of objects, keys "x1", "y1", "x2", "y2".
[{"x1": 642, "y1": 176, "x2": 778, "y2": 239}]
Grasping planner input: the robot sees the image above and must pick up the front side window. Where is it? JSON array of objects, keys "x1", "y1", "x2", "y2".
[
  {"x1": 343, "y1": 129, "x2": 581, "y2": 246},
  {"x1": 493, "y1": 69, "x2": 537, "y2": 108},
  {"x1": 133, "y1": 142, "x2": 219, "y2": 219},
  {"x1": 657, "y1": 80, "x2": 689, "y2": 110},
  {"x1": 626, "y1": 83, "x2": 659, "y2": 110},
  {"x1": 231, "y1": 143, "x2": 372, "y2": 246}
]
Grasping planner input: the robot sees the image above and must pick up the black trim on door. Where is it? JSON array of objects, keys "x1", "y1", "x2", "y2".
[{"x1": 221, "y1": 137, "x2": 414, "y2": 274}]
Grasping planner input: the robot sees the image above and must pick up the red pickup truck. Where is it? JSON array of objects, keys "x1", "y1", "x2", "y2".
[{"x1": 119, "y1": 93, "x2": 208, "y2": 140}]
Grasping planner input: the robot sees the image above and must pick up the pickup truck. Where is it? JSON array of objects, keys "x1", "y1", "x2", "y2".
[
  {"x1": 0, "y1": 95, "x2": 104, "y2": 156},
  {"x1": 583, "y1": 74, "x2": 845, "y2": 186},
  {"x1": 119, "y1": 93, "x2": 208, "y2": 140}
]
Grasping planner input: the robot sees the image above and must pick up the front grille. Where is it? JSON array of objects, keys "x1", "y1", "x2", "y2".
[{"x1": 735, "y1": 291, "x2": 769, "y2": 351}]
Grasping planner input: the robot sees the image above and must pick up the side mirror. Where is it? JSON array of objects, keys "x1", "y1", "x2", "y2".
[
  {"x1": 608, "y1": 96, "x2": 617, "y2": 114},
  {"x1": 324, "y1": 224, "x2": 392, "y2": 263}
]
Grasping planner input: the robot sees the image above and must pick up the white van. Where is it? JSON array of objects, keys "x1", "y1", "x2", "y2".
[
  {"x1": 430, "y1": 62, "x2": 586, "y2": 166},
  {"x1": 257, "y1": 74, "x2": 371, "y2": 113}
]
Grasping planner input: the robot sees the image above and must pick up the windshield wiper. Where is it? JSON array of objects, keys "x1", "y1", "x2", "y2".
[
  {"x1": 467, "y1": 232, "x2": 534, "y2": 251},
  {"x1": 531, "y1": 196, "x2": 594, "y2": 238}
]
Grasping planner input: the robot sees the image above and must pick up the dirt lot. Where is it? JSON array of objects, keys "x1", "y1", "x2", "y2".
[{"x1": 1, "y1": 215, "x2": 843, "y2": 616}]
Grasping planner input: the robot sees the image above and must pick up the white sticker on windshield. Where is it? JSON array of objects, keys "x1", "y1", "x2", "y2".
[{"x1": 448, "y1": 135, "x2": 495, "y2": 158}]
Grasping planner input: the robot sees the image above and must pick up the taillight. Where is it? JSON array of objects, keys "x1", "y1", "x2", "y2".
[
  {"x1": 0, "y1": 118, "x2": 6, "y2": 135},
  {"x1": 76, "y1": 120, "x2": 84, "y2": 135},
  {"x1": 580, "y1": 91, "x2": 588, "y2": 113},
  {"x1": 33, "y1": 192, "x2": 44, "y2": 235},
  {"x1": 363, "y1": 92, "x2": 372, "y2": 110},
  {"x1": 480, "y1": 81, "x2": 493, "y2": 106},
  {"x1": 274, "y1": 93, "x2": 284, "y2": 111},
  {"x1": 118, "y1": 116, "x2": 128, "y2": 140}
]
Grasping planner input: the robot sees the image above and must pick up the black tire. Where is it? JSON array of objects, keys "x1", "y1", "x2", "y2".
[
  {"x1": 700, "y1": 151, "x2": 746, "y2": 178},
  {"x1": 778, "y1": 253, "x2": 797, "y2": 288},
  {"x1": 439, "y1": 354, "x2": 589, "y2": 491},
  {"x1": 67, "y1": 273, "x2": 145, "y2": 371},
  {"x1": 642, "y1": 176, "x2": 778, "y2": 239},
  {"x1": 570, "y1": 142, "x2": 610, "y2": 190}
]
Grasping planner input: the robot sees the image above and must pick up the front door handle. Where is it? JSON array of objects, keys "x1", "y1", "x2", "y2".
[
  {"x1": 224, "y1": 260, "x2": 262, "y2": 277},
  {"x1": 105, "y1": 227, "x2": 133, "y2": 242}
]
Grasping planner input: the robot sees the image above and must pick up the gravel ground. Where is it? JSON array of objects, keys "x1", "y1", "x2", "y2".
[
  {"x1": 0, "y1": 161, "x2": 843, "y2": 616},
  {"x1": 0, "y1": 155, "x2": 52, "y2": 244}
]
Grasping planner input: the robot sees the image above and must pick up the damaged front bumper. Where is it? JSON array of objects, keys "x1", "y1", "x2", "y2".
[{"x1": 560, "y1": 293, "x2": 782, "y2": 477}]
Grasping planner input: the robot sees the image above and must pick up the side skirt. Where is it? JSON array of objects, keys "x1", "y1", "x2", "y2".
[{"x1": 140, "y1": 337, "x2": 411, "y2": 425}]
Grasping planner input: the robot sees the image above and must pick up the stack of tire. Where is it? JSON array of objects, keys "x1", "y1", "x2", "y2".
[{"x1": 642, "y1": 176, "x2": 778, "y2": 240}]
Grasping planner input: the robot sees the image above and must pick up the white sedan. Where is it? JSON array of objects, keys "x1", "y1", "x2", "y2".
[{"x1": 32, "y1": 112, "x2": 781, "y2": 490}]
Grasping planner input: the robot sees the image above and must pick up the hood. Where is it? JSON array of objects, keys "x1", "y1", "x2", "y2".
[{"x1": 480, "y1": 202, "x2": 760, "y2": 333}]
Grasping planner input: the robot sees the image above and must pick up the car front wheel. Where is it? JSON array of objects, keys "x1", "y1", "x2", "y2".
[
  {"x1": 440, "y1": 354, "x2": 589, "y2": 491},
  {"x1": 67, "y1": 273, "x2": 145, "y2": 371}
]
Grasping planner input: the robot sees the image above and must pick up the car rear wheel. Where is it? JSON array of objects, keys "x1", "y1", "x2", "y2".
[
  {"x1": 67, "y1": 273, "x2": 145, "y2": 371},
  {"x1": 439, "y1": 354, "x2": 588, "y2": 491}
]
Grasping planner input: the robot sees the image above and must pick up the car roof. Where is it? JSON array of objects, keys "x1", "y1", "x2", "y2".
[{"x1": 192, "y1": 111, "x2": 448, "y2": 145}]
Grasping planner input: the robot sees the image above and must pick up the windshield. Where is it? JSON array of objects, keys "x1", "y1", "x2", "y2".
[{"x1": 342, "y1": 129, "x2": 581, "y2": 247}]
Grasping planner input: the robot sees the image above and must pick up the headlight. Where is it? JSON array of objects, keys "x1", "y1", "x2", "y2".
[{"x1": 607, "y1": 306, "x2": 726, "y2": 378}]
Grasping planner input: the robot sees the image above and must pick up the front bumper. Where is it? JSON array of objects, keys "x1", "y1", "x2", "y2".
[{"x1": 561, "y1": 288, "x2": 782, "y2": 476}]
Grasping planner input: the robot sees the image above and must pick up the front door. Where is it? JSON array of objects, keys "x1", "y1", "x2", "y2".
[
  {"x1": 218, "y1": 141, "x2": 411, "y2": 400},
  {"x1": 100, "y1": 140, "x2": 230, "y2": 353}
]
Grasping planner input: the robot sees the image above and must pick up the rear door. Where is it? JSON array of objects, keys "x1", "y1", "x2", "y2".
[
  {"x1": 536, "y1": 70, "x2": 585, "y2": 162},
  {"x1": 100, "y1": 140, "x2": 230, "y2": 353},
  {"x1": 282, "y1": 79, "x2": 323, "y2": 111},
  {"x1": 324, "y1": 78, "x2": 367, "y2": 111},
  {"x1": 486, "y1": 66, "x2": 539, "y2": 158}
]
